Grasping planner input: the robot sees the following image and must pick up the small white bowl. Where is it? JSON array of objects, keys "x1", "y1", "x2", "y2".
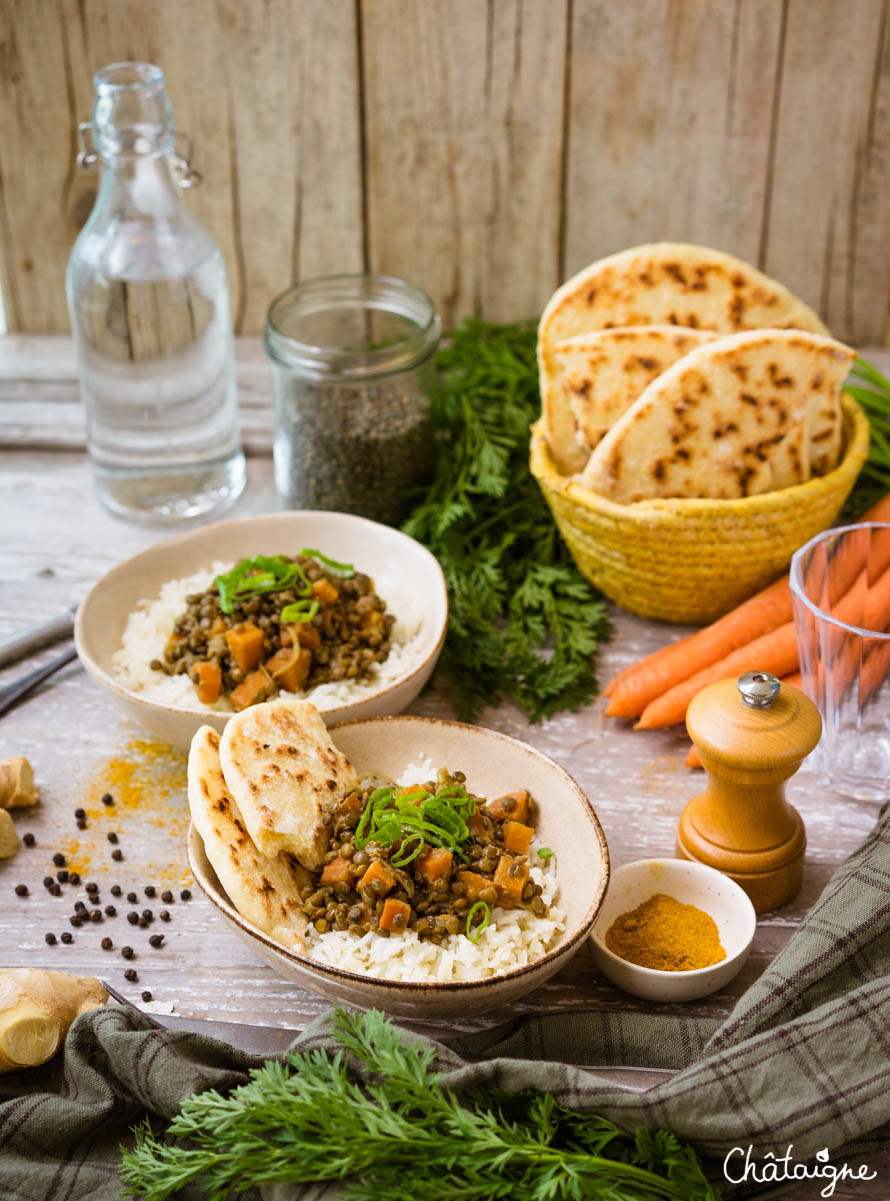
[
  {"x1": 75, "y1": 510, "x2": 448, "y2": 751},
  {"x1": 188, "y1": 715, "x2": 610, "y2": 1020},
  {"x1": 589, "y1": 859, "x2": 756, "y2": 1002}
]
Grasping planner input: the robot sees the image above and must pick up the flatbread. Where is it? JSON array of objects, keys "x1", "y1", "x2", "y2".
[
  {"x1": 218, "y1": 697, "x2": 357, "y2": 868},
  {"x1": 580, "y1": 329, "x2": 854, "y2": 504},
  {"x1": 188, "y1": 725, "x2": 311, "y2": 949},
  {"x1": 538, "y1": 243, "x2": 829, "y2": 375},
  {"x1": 542, "y1": 325, "x2": 718, "y2": 474}
]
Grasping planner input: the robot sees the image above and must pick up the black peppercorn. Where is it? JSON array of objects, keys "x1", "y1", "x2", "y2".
[
  {"x1": 52, "y1": 853, "x2": 65, "y2": 867},
  {"x1": 142, "y1": 908, "x2": 153, "y2": 920},
  {"x1": 69, "y1": 872, "x2": 81, "y2": 885},
  {"x1": 160, "y1": 890, "x2": 173, "y2": 903},
  {"x1": 60, "y1": 931, "x2": 73, "y2": 944},
  {"x1": 23, "y1": 833, "x2": 35, "y2": 847},
  {"x1": 159, "y1": 910, "x2": 171, "y2": 922},
  {"x1": 90, "y1": 909, "x2": 102, "y2": 923},
  {"x1": 14, "y1": 884, "x2": 28, "y2": 897},
  {"x1": 144, "y1": 885, "x2": 156, "y2": 898},
  {"x1": 85, "y1": 881, "x2": 98, "y2": 893},
  {"x1": 74, "y1": 808, "x2": 85, "y2": 819},
  {"x1": 111, "y1": 849, "x2": 123, "y2": 861},
  {"x1": 76, "y1": 819, "x2": 87, "y2": 830},
  {"x1": 180, "y1": 889, "x2": 191, "y2": 901},
  {"x1": 141, "y1": 991, "x2": 152, "y2": 1002},
  {"x1": 101, "y1": 792, "x2": 114, "y2": 806},
  {"x1": 148, "y1": 934, "x2": 164, "y2": 948},
  {"x1": 107, "y1": 832, "x2": 119, "y2": 844},
  {"x1": 74, "y1": 901, "x2": 87, "y2": 913},
  {"x1": 124, "y1": 968, "x2": 138, "y2": 982},
  {"x1": 56, "y1": 869, "x2": 68, "y2": 883},
  {"x1": 48, "y1": 883, "x2": 62, "y2": 897},
  {"x1": 69, "y1": 915, "x2": 82, "y2": 928},
  {"x1": 101, "y1": 937, "x2": 113, "y2": 950},
  {"x1": 110, "y1": 884, "x2": 122, "y2": 897},
  {"x1": 43, "y1": 876, "x2": 54, "y2": 888},
  {"x1": 126, "y1": 892, "x2": 137, "y2": 904},
  {"x1": 121, "y1": 946, "x2": 134, "y2": 959},
  {"x1": 104, "y1": 905, "x2": 116, "y2": 917},
  {"x1": 44, "y1": 932, "x2": 56, "y2": 945},
  {"x1": 138, "y1": 917, "x2": 149, "y2": 929},
  {"x1": 127, "y1": 912, "x2": 139, "y2": 925}
]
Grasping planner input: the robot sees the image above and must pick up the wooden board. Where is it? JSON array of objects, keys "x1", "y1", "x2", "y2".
[{"x1": 2, "y1": 1, "x2": 890, "y2": 343}]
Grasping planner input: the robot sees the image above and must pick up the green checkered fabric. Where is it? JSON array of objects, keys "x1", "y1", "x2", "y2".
[{"x1": 2, "y1": 803, "x2": 889, "y2": 1200}]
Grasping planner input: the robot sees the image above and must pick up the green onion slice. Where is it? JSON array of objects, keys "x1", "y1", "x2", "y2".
[
  {"x1": 465, "y1": 901, "x2": 491, "y2": 942},
  {"x1": 537, "y1": 847, "x2": 554, "y2": 860},
  {"x1": 353, "y1": 783, "x2": 477, "y2": 862},
  {"x1": 280, "y1": 599, "x2": 320, "y2": 624},
  {"x1": 298, "y1": 549, "x2": 356, "y2": 578},
  {"x1": 213, "y1": 549, "x2": 355, "y2": 614}
]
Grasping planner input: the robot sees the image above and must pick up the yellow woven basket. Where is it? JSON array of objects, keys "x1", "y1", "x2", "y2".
[{"x1": 530, "y1": 392, "x2": 870, "y2": 624}]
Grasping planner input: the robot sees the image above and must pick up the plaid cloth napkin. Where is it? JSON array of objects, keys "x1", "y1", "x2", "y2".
[{"x1": 2, "y1": 801, "x2": 889, "y2": 1201}]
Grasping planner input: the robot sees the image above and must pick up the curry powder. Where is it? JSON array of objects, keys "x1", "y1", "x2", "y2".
[{"x1": 604, "y1": 892, "x2": 726, "y2": 972}]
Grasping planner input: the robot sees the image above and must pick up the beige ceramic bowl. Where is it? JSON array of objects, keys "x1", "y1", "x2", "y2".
[
  {"x1": 590, "y1": 859, "x2": 756, "y2": 1002},
  {"x1": 75, "y1": 511, "x2": 448, "y2": 751},
  {"x1": 188, "y1": 715, "x2": 610, "y2": 1020}
]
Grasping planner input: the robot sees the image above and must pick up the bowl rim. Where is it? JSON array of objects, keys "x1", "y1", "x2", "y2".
[
  {"x1": 188, "y1": 714, "x2": 611, "y2": 992},
  {"x1": 589, "y1": 857, "x2": 757, "y2": 978},
  {"x1": 73, "y1": 509, "x2": 449, "y2": 724},
  {"x1": 530, "y1": 391, "x2": 869, "y2": 521}
]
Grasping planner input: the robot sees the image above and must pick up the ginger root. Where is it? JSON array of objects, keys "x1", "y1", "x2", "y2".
[
  {"x1": 0, "y1": 811, "x2": 19, "y2": 860},
  {"x1": 0, "y1": 970, "x2": 107, "y2": 1072},
  {"x1": 0, "y1": 757, "x2": 38, "y2": 808}
]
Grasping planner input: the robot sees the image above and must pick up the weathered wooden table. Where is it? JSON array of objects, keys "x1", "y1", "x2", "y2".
[{"x1": 1, "y1": 337, "x2": 887, "y2": 1197}]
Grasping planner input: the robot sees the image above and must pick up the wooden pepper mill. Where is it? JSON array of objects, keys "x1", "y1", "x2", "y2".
[{"x1": 677, "y1": 671, "x2": 822, "y2": 913}]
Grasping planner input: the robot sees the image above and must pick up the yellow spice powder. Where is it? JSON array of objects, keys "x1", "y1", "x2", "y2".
[{"x1": 604, "y1": 892, "x2": 726, "y2": 972}]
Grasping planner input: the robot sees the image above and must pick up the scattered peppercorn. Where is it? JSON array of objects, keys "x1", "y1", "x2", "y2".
[
  {"x1": 23, "y1": 833, "x2": 35, "y2": 847},
  {"x1": 14, "y1": 884, "x2": 28, "y2": 897},
  {"x1": 101, "y1": 937, "x2": 113, "y2": 950},
  {"x1": 148, "y1": 934, "x2": 164, "y2": 948},
  {"x1": 111, "y1": 849, "x2": 123, "y2": 861},
  {"x1": 44, "y1": 932, "x2": 56, "y2": 945},
  {"x1": 159, "y1": 910, "x2": 171, "y2": 922},
  {"x1": 141, "y1": 991, "x2": 152, "y2": 1003},
  {"x1": 110, "y1": 884, "x2": 122, "y2": 897},
  {"x1": 60, "y1": 931, "x2": 73, "y2": 944},
  {"x1": 160, "y1": 890, "x2": 173, "y2": 904},
  {"x1": 90, "y1": 910, "x2": 102, "y2": 923},
  {"x1": 104, "y1": 905, "x2": 116, "y2": 917},
  {"x1": 121, "y1": 946, "x2": 134, "y2": 960},
  {"x1": 142, "y1": 908, "x2": 153, "y2": 920},
  {"x1": 126, "y1": 892, "x2": 137, "y2": 904},
  {"x1": 48, "y1": 884, "x2": 61, "y2": 897},
  {"x1": 85, "y1": 882, "x2": 98, "y2": 893},
  {"x1": 107, "y1": 832, "x2": 119, "y2": 844},
  {"x1": 42, "y1": 876, "x2": 53, "y2": 888},
  {"x1": 124, "y1": 969, "x2": 138, "y2": 982},
  {"x1": 69, "y1": 872, "x2": 81, "y2": 885},
  {"x1": 74, "y1": 808, "x2": 85, "y2": 819},
  {"x1": 74, "y1": 902, "x2": 87, "y2": 913},
  {"x1": 52, "y1": 853, "x2": 65, "y2": 867},
  {"x1": 101, "y1": 792, "x2": 114, "y2": 806},
  {"x1": 144, "y1": 886, "x2": 156, "y2": 898},
  {"x1": 76, "y1": 819, "x2": 87, "y2": 830},
  {"x1": 56, "y1": 869, "x2": 68, "y2": 883},
  {"x1": 69, "y1": 915, "x2": 82, "y2": 928},
  {"x1": 138, "y1": 917, "x2": 149, "y2": 929},
  {"x1": 127, "y1": 912, "x2": 139, "y2": 925},
  {"x1": 180, "y1": 889, "x2": 191, "y2": 901}
]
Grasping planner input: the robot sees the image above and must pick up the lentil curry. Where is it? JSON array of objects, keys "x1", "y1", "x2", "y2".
[
  {"x1": 151, "y1": 552, "x2": 395, "y2": 711},
  {"x1": 301, "y1": 768, "x2": 549, "y2": 942}
]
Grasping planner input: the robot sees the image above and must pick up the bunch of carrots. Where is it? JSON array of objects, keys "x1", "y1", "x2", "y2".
[{"x1": 602, "y1": 494, "x2": 890, "y2": 766}]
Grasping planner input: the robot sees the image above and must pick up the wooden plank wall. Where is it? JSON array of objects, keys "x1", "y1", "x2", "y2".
[{"x1": 1, "y1": 0, "x2": 889, "y2": 343}]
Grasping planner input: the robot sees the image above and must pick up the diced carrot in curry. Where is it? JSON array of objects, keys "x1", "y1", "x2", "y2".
[
  {"x1": 467, "y1": 809, "x2": 489, "y2": 839},
  {"x1": 229, "y1": 669, "x2": 270, "y2": 711},
  {"x1": 311, "y1": 578, "x2": 339, "y2": 605},
  {"x1": 281, "y1": 624, "x2": 321, "y2": 650},
  {"x1": 502, "y1": 820, "x2": 533, "y2": 855},
  {"x1": 415, "y1": 847, "x2": 453, "y2": 885},
  {"x1": 360, "y1": 609, "x2": 384, "y2": 631},
  {"x1": 493, "y1": 854, "x2": 529, "y2": 903},
  {"x1": 379, "y1": 897, "x2": 411, "y2": 933},
  {"x1": 264, "y1": 646, "x2": 311, "y2": 693},
  {"x1": 193, "y1": 660, "x2": 222, "y2": 705},
  {"x1": 395, "y1": 783, "x2": 427, "y2": 805},
  {"x1": 208, "y1": 616, "x2": 228, "y2": 636},
  {"x1": 321, "y1": 855, "x2": 354, "y2": 887},
  {"x1": 456, "y1": 870, "x2": 491, "y2": 902},
  {"x1": 361, "y1": 859, "x2": 395, "y2": 895},
  {"x1": 488, "y1": 789, "x2": 529, "y2": 823},
  {"x1": 226, "y1": 622, "x2": 265, "y2": 674},
  {"x1": 337, "y1": 792, "x2": 364, "y2": 820}
]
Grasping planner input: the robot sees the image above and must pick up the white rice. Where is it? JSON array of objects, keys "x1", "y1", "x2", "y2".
[
  {"x1": 304, "y1": 763, "x2": 565, "y2": 983},
  {"x1": 112, "y1": 561, "x2": 427, "y2": 713}
]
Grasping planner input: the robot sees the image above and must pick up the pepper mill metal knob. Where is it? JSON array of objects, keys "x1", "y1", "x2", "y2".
[{"x1": 677, "y1": 672, "x2": 822, "y2": 913}]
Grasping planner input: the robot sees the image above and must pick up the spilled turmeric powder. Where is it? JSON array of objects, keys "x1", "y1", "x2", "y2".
[{"x1": 605, "y1": 893, "x2": 725, "y2": 972}]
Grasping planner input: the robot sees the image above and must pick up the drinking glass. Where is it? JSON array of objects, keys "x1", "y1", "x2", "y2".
[{"x1": 790, "y1": 523, "x2": 890, "y2": 801}]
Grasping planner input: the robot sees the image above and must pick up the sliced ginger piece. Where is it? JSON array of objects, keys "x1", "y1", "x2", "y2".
[
  {"x1": 0, "y1": 810, "x2": 19, "y2": 860},
  {"x1": 0, "y1": 757, "x2": 38, "y2": 808},
  {"x1": 0, "y1": 970, "x2": 107, "y2": 1072}
]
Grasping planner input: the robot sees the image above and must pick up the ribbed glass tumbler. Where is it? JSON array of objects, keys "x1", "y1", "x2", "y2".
[{"x1": 790, "y1": 523, "x2": 890, "y2": 801}]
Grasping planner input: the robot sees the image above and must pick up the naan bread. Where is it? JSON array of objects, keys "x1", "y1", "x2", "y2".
[
  {"x1": 580, "y1": 329, "x2": 854, "y2": 504},
  {"x1": 188, "y1": 725, "x2": 311, "y2": 949},
  {"x1": 218, "y1": 697, "x2": 357, "y2": 868},
  {"x1": 538, "y1": 243, "x2": 829, "y2": 373},
  {"x1": 542, "y1": 325, "x2": 718, "y2": 474}
]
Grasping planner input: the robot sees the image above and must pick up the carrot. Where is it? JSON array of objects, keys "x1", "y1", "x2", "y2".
[
  {"x1": 226, "y1": 622, "x2": 265, "y2": 674},
  {"x1": 487, "y1": 790, "x2": 529, "y2": 823},
  {"x1": 360, "y1": 859, "x2": 395, "y2": 896},
  {"x1": 502, "y1": 820, "x2": 533, "y2": 855},
  {"x1": 320, "y1": 855, "x2": 353, "y2": 887},
  {"x1": 311, "y1": 578, "x2": 339, "y2": 605},
  {"x1": 653, "y1": 561, "x2": 890, "y2": 731},
  {"x1": 193, "y1": 660, "x2": 222, "y2": 704},
  {"x1": 379, "y1": 898, "x2": 411, "y2": 933},
  {"x1": 493, "y1": 855, "x2": 529, "y2": 905},
  {"x1": 229, "y1": 669, "x2": 270, "y2": 711},
  {"x1": 415, "y1": 848, "x2": 453, "y2": 885},
  {"x1": 264, "y1": 646, "x2": 311, "y2": 693},
  {"x1": 607, "y1": 494, "x2": 890, "y2": 720},
  {"x1": 456, "y1": 870, "x2": 492, "y2": 902}
]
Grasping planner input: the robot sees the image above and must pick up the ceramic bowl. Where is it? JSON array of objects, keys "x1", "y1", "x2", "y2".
[
  {"x1": 187, "y1": 715, "x2": 610, "y2": 1020},
  {"x1": 589, "y1": 858, "x2": 756, "y2": 1002},
  {"x1": 75, "y1": 511, "x2": 448, "y2": 751}
]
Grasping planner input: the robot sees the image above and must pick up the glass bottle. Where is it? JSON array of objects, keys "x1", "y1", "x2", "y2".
[{"x1": 66, "y1": 62, "x2": 245, "y2": 523}]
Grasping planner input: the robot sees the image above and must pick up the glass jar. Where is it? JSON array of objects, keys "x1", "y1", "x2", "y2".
[
  {"x1": 66, "y1": 62, "x2": 245, "y2": 524},
  {"x1": 265, "y1": 274, "x2": 441, "y2": 525}
]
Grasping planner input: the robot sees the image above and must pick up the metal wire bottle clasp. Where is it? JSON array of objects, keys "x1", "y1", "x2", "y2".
[{"x1": 76, "y1": 122, "x2": 202, "y2": 187}]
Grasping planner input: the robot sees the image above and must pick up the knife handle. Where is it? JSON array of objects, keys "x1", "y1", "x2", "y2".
[{"x1": 0, "y1": 609, "x2": 76, "y2": 670}]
